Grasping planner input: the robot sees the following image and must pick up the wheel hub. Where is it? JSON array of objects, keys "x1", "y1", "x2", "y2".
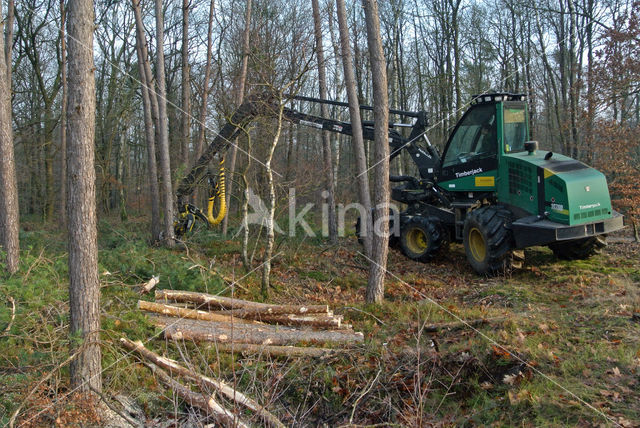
[
  {"x1": 469, "y1": 227, "x2": 486, "y2": 262},
  {"x1": 406, "y1": 228, "x2": 428, "y2": 254}
]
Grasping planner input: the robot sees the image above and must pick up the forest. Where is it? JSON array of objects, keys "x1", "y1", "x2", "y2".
[{"x1": 0, "y1": 0, "x2": 639, "y2": 426}]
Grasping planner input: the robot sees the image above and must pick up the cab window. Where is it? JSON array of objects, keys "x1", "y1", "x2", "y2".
[
  {"x1": 442, "y1": 104, "x2": 496, "y2": 168},
  {"x1": 503, "y1": 106, "x2": 527, "y2": 153}
]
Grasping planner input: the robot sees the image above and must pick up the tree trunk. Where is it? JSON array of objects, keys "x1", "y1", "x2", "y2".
[
  {"x1": 362, "y1": 0, "x2": 389, "y2": 304},
  {"x1": 59, "y1": 0, "x2": 67, "y2": 227},
  {"x1": 194, "y1": 0, "x2": 215, "y2": 162},
  {"x1": 180, "y1": 0, "x2": 191, "y2": 169},
  {"x1": 222, "y1": 0, "x2": 252, "y2": 237},
  {"x1": 133, "y1": 0, "x2": 161, "y2": 242},
  {"x1": 241, "y1": 135, "x2": 253, "y2": 270},
  {"x1": 336, "y1": 0, "x2": 372, "y2": 257},
  {"x1": 311, "y1": 0, "x2": 338, "y2": 244},
  {"x1": 66, "y1": 0, "x2": 101, "y2": 393},
  {"x1": 154, "y1": 0, "x2": 175, "y2": 246},
  {"x1": 0, "y1": 0, "x2": 19, "y2": 274},
  {"x1": 4, "y1": 0, "x2": 12, "y2": 84},
  {"x1": 261, "y1": 104, "x2": 283, "y2": 298}
]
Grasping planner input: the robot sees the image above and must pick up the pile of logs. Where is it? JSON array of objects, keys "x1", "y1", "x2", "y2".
[{"x1": 138, "y1": 289, "x2": 364, "y2": 357}]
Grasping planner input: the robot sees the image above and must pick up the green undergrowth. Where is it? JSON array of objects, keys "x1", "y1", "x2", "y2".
[{"x1": 1, "y1": 216, "x2": 639, "y2": 426}]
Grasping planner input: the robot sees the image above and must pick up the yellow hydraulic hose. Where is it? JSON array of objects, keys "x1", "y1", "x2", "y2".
[{"x1": 206, "y1": 157, "x2": 226, "y2": 225}]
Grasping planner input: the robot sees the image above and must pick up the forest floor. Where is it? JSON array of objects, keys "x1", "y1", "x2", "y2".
[{"x1": 1, "y1": 215, "x2": 639, "y2": 427}]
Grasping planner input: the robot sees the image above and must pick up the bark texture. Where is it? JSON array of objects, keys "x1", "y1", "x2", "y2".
[
  {"x1": 156, "y1": 289, "x2": 329, "y2": 314},
  {"x1": 132, "y1": 0, "x2": 161, "y2": 241},
  {"x1": 66, "y1": 0, "x2": 102, "y2": 393},
  {"x1": 311, "y1": 0, "x2": 338, "y2": 243},
  {"x1": 151, "y1": 316, "x2": 364, "y2": 345},
  {"x1": 0, "y1": 0, "x2": 19, "y2": 274},
  {"x1": 336, "y1": 0, "x2": 372, "y2": 257},
  {"x1": 362, "y1": 0, "x2": 390, "y2": 303},
  {"x1": 59, "y1": 0, "x2": 67, "y2": 226},
  {"x1": 180, "y1": 0, "x2": 191, "y2": 169},
  {"x1": 154, "y1": 0, "x2": 175, "y2": 246},
  {"x1": 222, "y1": 0, "x2": 252, "y2": 236}
]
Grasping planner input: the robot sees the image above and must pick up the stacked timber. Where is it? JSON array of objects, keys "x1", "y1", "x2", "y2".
[{"x1": 138, "y1": 290, "x2": 363, "y2": 357}]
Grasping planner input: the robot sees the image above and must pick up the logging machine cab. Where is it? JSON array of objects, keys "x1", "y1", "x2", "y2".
[{"x1": 438, "y1": 93, "x2": 528, "y2": 192}]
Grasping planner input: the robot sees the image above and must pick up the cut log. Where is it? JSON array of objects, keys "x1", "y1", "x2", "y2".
[
  {"x1": 120, "y1": 338, "x2": 285, "y2": 428},
  {"x1": 147, "y1": 362, "x2": 245, "y2": 428},
  {"x1": 140, "y1": 276, "x2": 160, "y2": 295},
  {"x1": 138, "y1": 300, "x2": 256, "y2": 325},
  {"x1": 155, "y1": 289, "x2": 329, "y2": 314},
  {"x1": 150, "y1": 316, "x2": 364, "y2": 346},
  {"x1": 215, "y1": 311, "x2": 346, "y2": 329},
  {"x1": 211, "y1": 342, "x2": 346, "y2": 358}
]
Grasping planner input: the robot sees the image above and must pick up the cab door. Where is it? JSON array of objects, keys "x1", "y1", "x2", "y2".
[{"x1": 437, "y1": 103, "x2": 499, "y2": 192}]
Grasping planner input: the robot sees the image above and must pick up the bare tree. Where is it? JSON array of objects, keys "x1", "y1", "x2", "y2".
[
  {"x1": 5, "y1": 0, "x2": 13, "y2": 82},
  {"x1": 180, "y1": 0, "x2": 191, "y2": 170},
  {"x1": 222, "y1": 0, "x2": 252, "y2": 237},
  {"x1": 0, "y1": 0, "x2": 19, "y2": 274},
  {"x1": 194, "y1": 0, "x2": 216, "y2": 162},
  {"x1": 336, "y1": 0, "x2": 372, "y2": 257},
  {"x1": 311, "y1": 0, "x2": 338, "y2": 243},
  {"x1": 59, "y1": 0, "x2": 67, "y2": 225},
  {"x1": 362, "y1": 0, "x2": 389, "y2": 303},
  {"x1": 155, "y1": 0, "x2": 175, "y2": 246},
  {"x1": 66, "y1": 0, "x2": 101, "y2": 392},
  {"x1": 133, "y1": 0, "x2": 161, "y2": 241}
]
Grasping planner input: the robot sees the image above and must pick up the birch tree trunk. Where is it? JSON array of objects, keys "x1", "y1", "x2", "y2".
[
  {"x1": 336, "y1": 0, "x2": 372, "y2": 257},
  {"x1": 0, "y1": 0, "x2": 19, "y2": 274},
  {"x1": 362, "y1": 0, "x2": 389, "y2": 303},
  {"x1": 133, "y1": 0, "x2": 161, "y2": 242},
  {"x1": 222, "y1": 0, "x2": 252, "y2": 237},
  {"x1": 311, "y1": 0, "x2": 338, "y2": 243},
  {"x1": 66, "y1": 0, "x2": 101, "y2": 392},
  {"x1": 261, "y1": 104, "x2": 284, "y2": 298},
  {"x1": 155, "y1": 0, "x2": 175, "y2": 246}
]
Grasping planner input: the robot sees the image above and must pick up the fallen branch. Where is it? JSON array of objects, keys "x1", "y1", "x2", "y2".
[
  {"x1": 212, "y1": 342, "x2": 346, "y2": 358},
  {"x1": 120, "y1": 338, "x2": 284, "y2": 428},
  {"x1": 156, "y1": 289, "x2": 329, "y2": 314},
  {"x1": 138, "y1": 300, "x2": 256, "y2": 325},
  {"x1": 147, "y1": 362, "x2": 244, "y2": 428},
  {"x1": 139, "y1": 276, "x2": 159, "y2": 295},
  {"x1": 151, "y1": 316, "x2": 364, "y2": 346}
]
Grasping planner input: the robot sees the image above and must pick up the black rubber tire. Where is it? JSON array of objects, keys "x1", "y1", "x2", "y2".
[
  {"x1": 548, "y1": 235, "x2": 607, "y2": 260},
  {"x1": 399, "y1": 216, "x2": 445, "y2": 262},
  {"x1": 463, "y1": 206, "x2": 519, "y2": 275}
]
